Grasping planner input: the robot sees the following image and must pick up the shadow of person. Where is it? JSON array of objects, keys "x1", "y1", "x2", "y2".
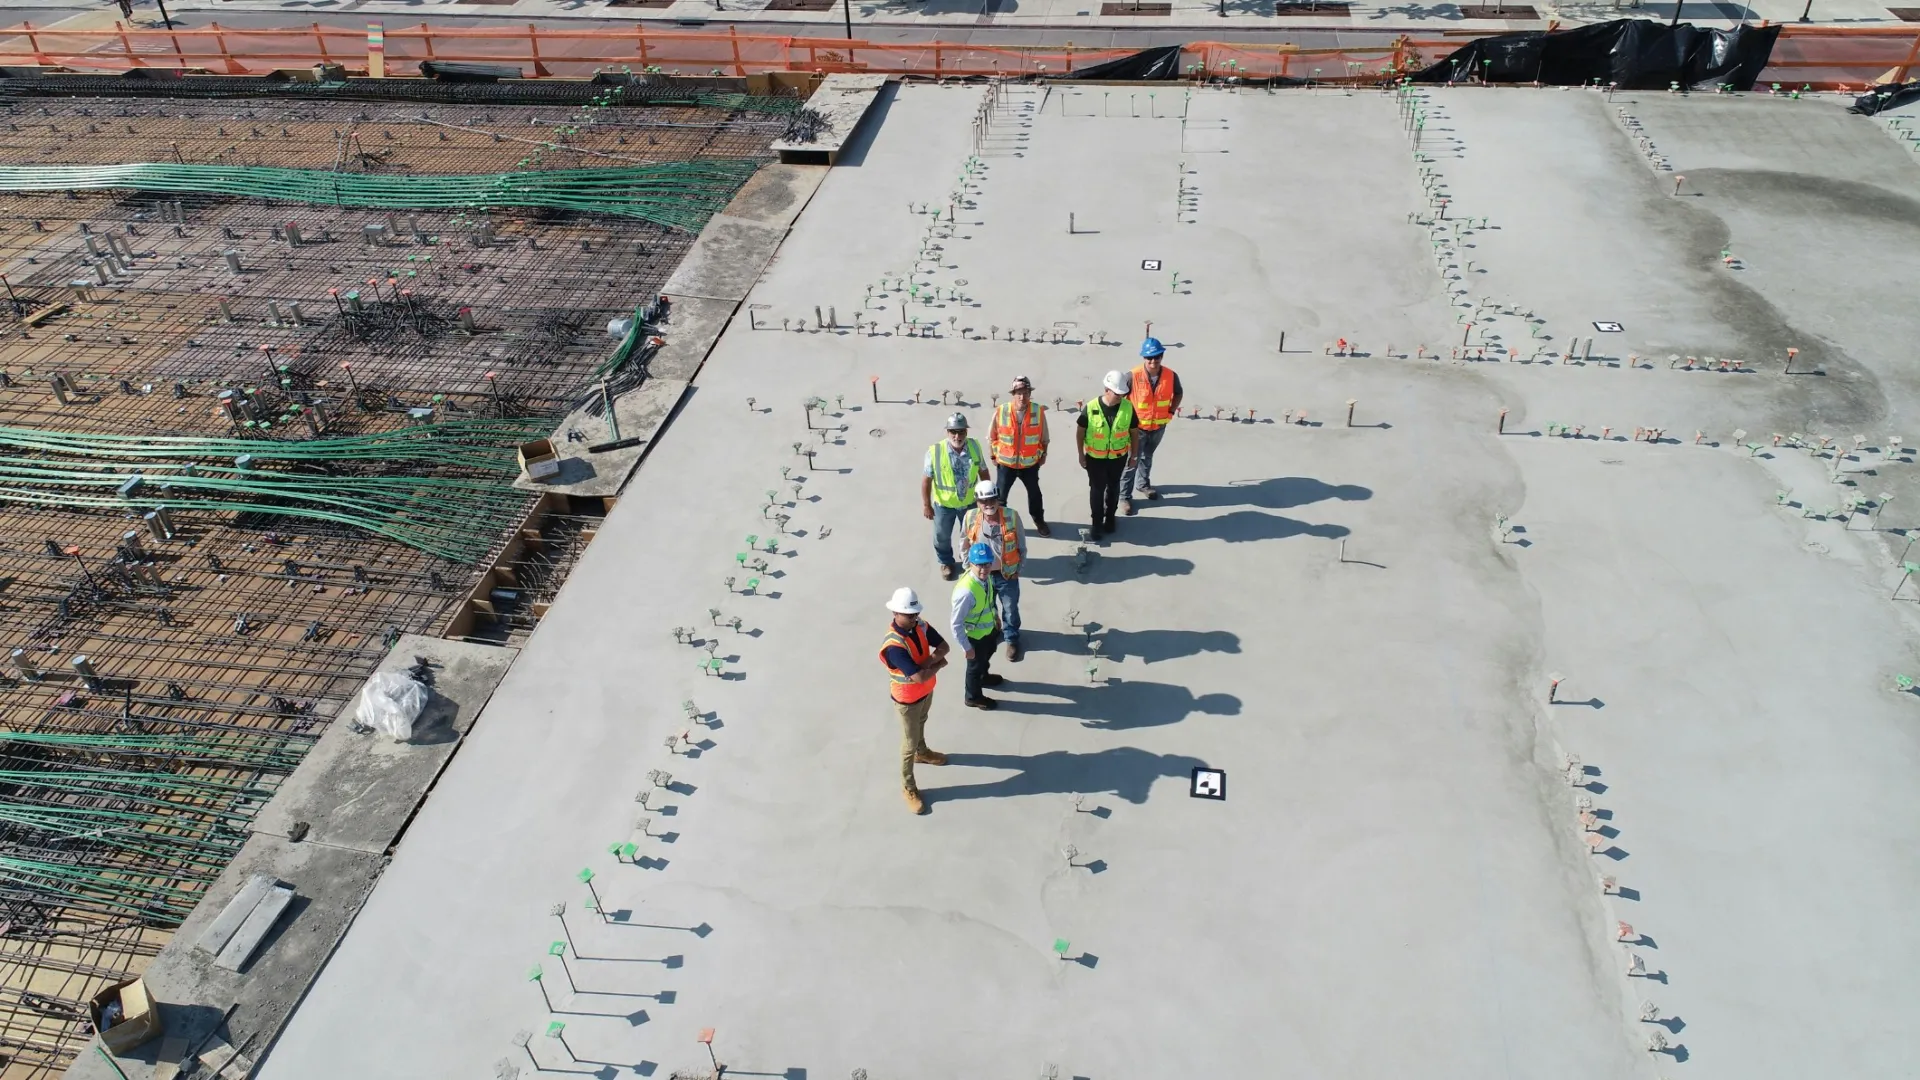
[
  {"x1": 993, "y1": 678, "x2": 1240, "y2": 729},
  {"x1": 1018, "y1": 552, "x2": 1196, "y2": 585},
  {"x1": 1100, "y1": 628, "x2": 1240, "y2": 664},
  {"x1": 931, "y1": 746, "x2": 1208, "y2": 805},
  {"x1": 1115, "y1": 511, "x2": 1348, "y2": 548},
  {"x1": 1156, "y1": 477, "x2": 1372, "y2": 512}
]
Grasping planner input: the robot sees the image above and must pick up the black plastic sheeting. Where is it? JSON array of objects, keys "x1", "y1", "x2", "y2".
[
  {"x1": 1850, "y1": 80, "x2": 1920, "y2": 116},
  {"x1": 1411, "y1": 19, "x2": 1779, "y2": 91},
  {"x1": 419, "y1": 60, "x2": 523, "y2": 82},
  {"x1": 1069, "y1": 45, "x2": 1183, "y2": 81}
]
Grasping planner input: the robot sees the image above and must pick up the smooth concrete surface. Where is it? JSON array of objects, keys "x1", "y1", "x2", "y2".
[{"x1": 257, "y1": 84, "x2": 1920, "y2": 1080}]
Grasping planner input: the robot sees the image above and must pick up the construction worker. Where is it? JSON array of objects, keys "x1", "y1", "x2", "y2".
[
  {"x1": 1122, "y1": 337, "x2": 1183, "y2": 515},
  {"x1": 989, "y1": 376, "x2": 1051, "y2": 537},
  {"x1": 880, "y1": 586, "x2": 950, "y2": 816},
  {"x1": 921, "y1": 412, "x2": 985, "y2": 580},
  {"x1": 961, "y1": 479, "x2": 1026, "y2": 662},
  {"x1": 951, "y1": 541, "x2": 1004, "y2": 709},
  {"x1": 1077, "y1": 371, "x2": 1141, "y2": 538}
]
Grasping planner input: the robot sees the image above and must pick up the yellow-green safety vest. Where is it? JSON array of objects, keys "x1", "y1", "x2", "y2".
[
  {"x1": 928, "y1": 438, "x2": 985, "y2": 509},
  {"x1": 1083, "y1": 398, "x2": 1135, "y2": 459},
  {"x1": 955, "y1": 573, "x2": 996, "y2": 639}
]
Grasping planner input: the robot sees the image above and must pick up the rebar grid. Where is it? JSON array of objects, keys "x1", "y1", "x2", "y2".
[
  {"x1": 0, "y1": 92, "x2": 764, "y2": 1080},
  {"x1": 0, "y1": 99, "x2": 784, "y2": 174}
]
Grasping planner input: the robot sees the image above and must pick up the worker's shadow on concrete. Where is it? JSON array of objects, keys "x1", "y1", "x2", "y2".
[
  {"x1": 994, "y1": 678, "x2": 1239, "y2": 729},
  {"x1": 1159, "y1": 477, "x2": 1371, "y2": 511},
  {"x1": 1020, "y1": 552, "x2": 1195, "y2": 584},
  {"x1": 1099, "y1": 629, "x2": 1239, "y2": 664},
  {"x1": 932, "y1": 746, "x2": 1207, "y2": 805},
  {"x1": 1118, "y1": 511, "x2": 1348, "y2": 547}
]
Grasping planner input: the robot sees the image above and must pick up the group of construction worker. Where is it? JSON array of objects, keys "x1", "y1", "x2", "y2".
[{"x1": 882, "y1": 339, "x2": 1184, "y2": 814}]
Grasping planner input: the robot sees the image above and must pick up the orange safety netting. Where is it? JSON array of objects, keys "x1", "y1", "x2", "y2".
[{"x1": 0, "y1": 22, "x2": 1913, "y2": 88}]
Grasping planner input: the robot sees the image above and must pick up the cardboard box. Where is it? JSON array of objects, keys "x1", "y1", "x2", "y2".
[
  {"x1": 90, "y1": 977, "x2": 163, "y2": 1054},
  {"x1": 516, "y1": 437, "x2": 561, "y2": 482}
]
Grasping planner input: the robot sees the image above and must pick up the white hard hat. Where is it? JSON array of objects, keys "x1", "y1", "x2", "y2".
[
  {"x1": 886, "y1": 586, "x2": 922, "y2": 615},
  {"x1": 1103, "y1": 370, "x2": 1131, "y2": 395},
  {"x1": 974, "y1": 479, "x2": 999, "y2": 500}
]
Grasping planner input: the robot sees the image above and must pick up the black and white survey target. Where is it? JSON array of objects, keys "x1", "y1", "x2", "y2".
[{"x1": 1189, "y1": 767, "x2": 1226, "y2": 801}]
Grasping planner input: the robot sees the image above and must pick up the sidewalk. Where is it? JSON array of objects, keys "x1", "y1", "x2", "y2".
[{"x1": 51, "y1": 0, "x2": 1920, "y2": 37}]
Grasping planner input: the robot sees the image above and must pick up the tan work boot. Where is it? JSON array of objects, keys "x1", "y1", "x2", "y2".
[
  {"x1": 914, "y1": 748, "x2": 948, "y2": 766},
  {"x1": 904, "y1": 787, "x2": 927, "y2": 815}
]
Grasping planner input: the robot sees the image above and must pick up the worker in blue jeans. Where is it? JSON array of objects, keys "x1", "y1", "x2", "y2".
[{"x1": 920, "y1": 412, "x2": 984, "y2": 580}]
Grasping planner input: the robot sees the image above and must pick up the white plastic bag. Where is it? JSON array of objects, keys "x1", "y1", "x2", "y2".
[{"x1": 355, "y1": 673, "x2": 429, "y2": 742}]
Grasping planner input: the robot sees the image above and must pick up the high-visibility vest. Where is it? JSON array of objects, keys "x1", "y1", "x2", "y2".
[
  {"x1": 1083, "y1": 398, "x2": 1135, "y2": 459},
  {"x1": 954, "y1": 573, "x2": 996, "y2": 639},
  {"x1": 928, "y1": 438, "x2": 985, "y2": 509},
  {"x1": 1129, "y1": 363, "x2": 1176, "y2": 430},
  {"x1": 992, "y1": 401, "x2": 1047, "y2": 467},
  {"x1": 879, "y1": 621, "x2": 937, "y2": 704},
  {"x1": 964, "y1": 507, "x2": 1022, "y2": 574}
]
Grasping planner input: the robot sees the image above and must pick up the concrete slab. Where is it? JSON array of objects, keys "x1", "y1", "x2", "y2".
[
  {"x1": 513, "y1": 377, "x2": 692, "y2": 497},
  {"x1": 649, "y1": 295, "x2": 740, "y2": 382},
  {"x1": 718, "y1": 163, "x2": 830, "y2": 230},
  {"x1": 659, "y1": 213, "x2": 792, "y2": 302},
  {"x1": 63, "y1": 836, "x2": 385, "y2": 1080},
  {"x1": 249, "y1": 634, "x2": 517, "y2": 853},
  {"x1": 252, "y1": 83, "x2": 1920, "y2": 1080},
  {"x1": 771, "y1": 73, "x2": 890, "y2": 164}
]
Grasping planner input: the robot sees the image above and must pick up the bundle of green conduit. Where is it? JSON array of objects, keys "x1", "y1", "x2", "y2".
[
  {"x1": 0, "y1": 160, "x2": 760, "y2": 231},
  {"x1": 0, "y1": 420, "x2": 551, "y2": 563}
]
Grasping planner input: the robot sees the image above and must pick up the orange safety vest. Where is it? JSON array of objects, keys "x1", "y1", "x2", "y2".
[
  {"x1": 964, "y1": 507, "x2": 1021, "y2": 574},
  {"x1": 992, "y1": 400, "x2": 1046, "y2": 467},
  {"x1": 1129, "y1": 363, "x2": 1176, "y2": 430},
  {"x1": 880, "y1": 621, "x2": 937, "y2": 704}
]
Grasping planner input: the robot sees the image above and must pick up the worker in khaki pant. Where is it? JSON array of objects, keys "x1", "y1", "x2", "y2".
[{"x1": 880, "y1": 587, "x2": 950, "y2": 815}]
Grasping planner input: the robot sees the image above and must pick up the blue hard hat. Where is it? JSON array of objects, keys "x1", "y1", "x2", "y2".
[
  {"x1": 1140, "y1": 337, "x2": 1165, "y2": 358},
  {"x1": 967, "y1": 542, "x2": 995, "y2": 566}
]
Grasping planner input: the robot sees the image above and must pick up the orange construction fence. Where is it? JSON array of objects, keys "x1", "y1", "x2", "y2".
[{"x1": 0, "y1": 21, "x2": 1913, "y2": 89}]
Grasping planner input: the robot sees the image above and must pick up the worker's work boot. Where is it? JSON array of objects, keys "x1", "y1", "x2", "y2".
[
  {"x1": 982, "y1": 673, "x2": 1005, "y2": 688},
  {"x1": 904, "y1": 787, "x2": 927, "y2": 815},
  {"x1": 1122, "y1": 499, "x2": 1137, "y2": 516},
  {"x1": 914, "y1": 748, "x2": 948, "y2": 766},
  {"x1": 1141, "y1": 486, "x2": 1160, "y2": 500},
  {"x1": 1102, "y1": 515, "x2": 1117, "y2": 534},
  {"x1": 965, "y1": 696, "x2": 998, "y2": 710},
  {"x1": 1033, "y1": 518, "x2": 1052, "y2": 538},
  {"x1": 1006, "y1": 641, "x2": 1024, "y2": 662},
  {"x1": 940, "y1": 564, "x2": 958, "y2": 581}
]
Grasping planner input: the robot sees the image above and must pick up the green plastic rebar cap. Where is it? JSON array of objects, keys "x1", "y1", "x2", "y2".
[
  {"x1": 619, "y1": 843, "x2": 638, "y2": 860},
  {"x1": 549, "y1": 941, "x2": 566, "y2": 957},
  {"x1": 545, "y1": 1021, "x2": 566, "y2": 1038},
  {"x1": 1052, "y1": 938, "x2": 1070, "y2": 956},
  {"x1": 527, "y1": 964, "x2": 543, "y2": 981},
  {"x1": 576, "y1": 867, "x2": 594, "y2": 883}
]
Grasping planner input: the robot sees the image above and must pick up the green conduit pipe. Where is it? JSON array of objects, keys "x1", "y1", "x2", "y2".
[
  {"x1": 0, "y1": 419, "x2": 550, "y2": 562},
  {"x1": 0, "y1": 160, "x2": 761, "y2": 230}
]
